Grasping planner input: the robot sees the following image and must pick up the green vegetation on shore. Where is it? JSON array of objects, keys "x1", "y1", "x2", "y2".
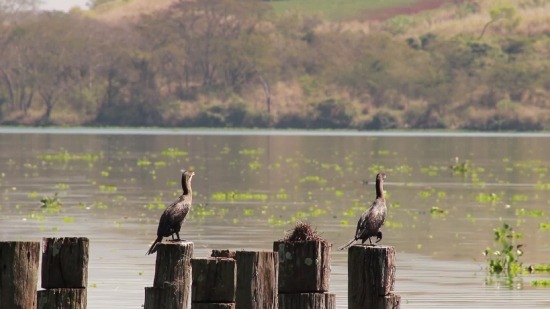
[{"x1": 0, "y1": 0, "x2": 549, "y2": 130}]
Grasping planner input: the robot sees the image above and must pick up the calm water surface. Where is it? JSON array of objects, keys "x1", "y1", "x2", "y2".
[{"x1": 1, "y1": 128, "x2": 550, "y2": 308}]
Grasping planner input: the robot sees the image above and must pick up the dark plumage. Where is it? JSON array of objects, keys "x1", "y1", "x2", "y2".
[
  {"x1": 339, "y1": 172, "x2": 387, "y2": 250},
  {"x1": 146, "y1": 170, "x2": 195, "y2": 255}
]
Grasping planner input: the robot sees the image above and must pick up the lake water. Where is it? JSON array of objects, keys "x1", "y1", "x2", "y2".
[{"x1": 1, "y1": 128, "x2": 550, "y2": 308}]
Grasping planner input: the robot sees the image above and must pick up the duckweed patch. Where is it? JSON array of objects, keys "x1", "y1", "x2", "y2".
[
  {"x1": 531, "y1": 280, "x2": 550, "y2": 287},
  {"x1": 161, "y1": 148, "x2": 188, "y2": 158},
  {"x1": 211, "y1": 191, "x2": 269, "y2": 201},
  {"x1": 515, "y1": 208, "x2": 544, "y2": 217},
  {"x1": 38, "y1": 149, "x2": 101, "y2": 162}
]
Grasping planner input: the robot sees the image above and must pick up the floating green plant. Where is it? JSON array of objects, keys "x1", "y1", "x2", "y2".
[
  {"x1": 298, "y1": 176, "x2": 327, "y2": 185},
  {"x1": 249, "y1": 161, "x2": 262, "y2": 171},
  {"x1": 27, "y1": 191, "x2": 39, "y2": 199},
  {"x1": 99, "y1": 185, "x2": 117, "y2": 192},
  {"x1": 527, "y1": 264, "x2": 550, "y2": 272},
  {"x1": 451, "y1": 160, "x2": 471, "y2": 174},
  {"x1": 239, "y1": 148, "x2": 264, "y2": 156},
  {"x1": 160, "y1": 147, "x2": 188, "y2": 158},
  {"x1": 539, "y1": 223, "x2": 550, "y2": 231},
  {"x1": 211, "y1": 191, "x2": 268, "y2": 201},
  {"x1": 420, "y1": 165, "x2": 440, "y2": 176},
  {"x1": 275, "y1": 191, "x2": 288, "y2": 199},
  {"x1": 62, "y1": 216, "x2": 75, "y2": 223},
  {"x1": 40, "y1": 193, "x2": 62, "y2": 213},
  {"x1": 511, "y1": 194, "x2": 528, "y2": 202},
  {"x1": 515, "y1": 208, "x2": 544, "y2": 217},
  {"x1": 385, "y1": 220, "x2": 403, "y2": 229},
  {"x1": 136, "y1": 158, "x2": 152, "y2": 166},
  {"x1": 484, "y1": 223, "x2": 524, "y2": 279},
  {"x1": 430, "y1": 206, "x2": 447, "y2": 216},
  {"x1": 418, "y1": 190, "x2": 432, "y2": 198},
  {"x1": 531, "y1": 280, "x2": 550, "y2": 287},
  {"x1": 476, "y1": 192, "x2": 501, "y2": 203},
  {"x1": 38, "y1": 149, "x2": 101, "y2": 162},
  {"x1": 93, "y1": 201, "x2": 109, "y2": 209}
]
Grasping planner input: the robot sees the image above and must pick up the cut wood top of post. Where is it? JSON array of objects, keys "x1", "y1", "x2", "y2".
[
  {"x1": 280, "y1": 221, "x2": 328, "y2": 244},
  {"x1": 211, "y1": 249, "x2": 236, "y2": 259}
]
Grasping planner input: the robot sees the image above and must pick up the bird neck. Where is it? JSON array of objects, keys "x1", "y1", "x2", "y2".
[
  {"x1": 181, "y1": 174, "x2": 192, "y2": 195},
  {"x1": 375, "y1": 178, "x2": 384, "y2": 199}
]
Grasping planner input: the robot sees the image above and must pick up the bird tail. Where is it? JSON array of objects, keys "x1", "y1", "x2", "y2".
[
  {"x1": 146, "y1": 236, "x2": 162, "y2": 255},
  {"x1": 338, "y1": 238, "x2": 356, "y2": 251}
]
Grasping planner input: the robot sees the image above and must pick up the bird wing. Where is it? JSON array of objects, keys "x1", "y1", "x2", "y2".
[{"x1": 355, "y1": 199, "x2": 384, "y2": 240}]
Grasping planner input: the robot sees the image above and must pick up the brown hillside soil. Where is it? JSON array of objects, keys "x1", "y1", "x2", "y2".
[{"x1": 361, "y1": 0, "x2": 459, "y2": 21}]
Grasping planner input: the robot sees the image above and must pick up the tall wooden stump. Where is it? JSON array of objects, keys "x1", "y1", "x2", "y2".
[
  {"x1": 348, "y1": 245, "x2": 400, "y2": 309},
  {"x1": 0, "y1": 241, "x2": 40, "y2": 309},
  {"x1": 145, "y1": 241, "x2": 193, "y2": 309},
  {"x1": 41, "y1": 237, "x2": 89, "y2": 288},
  {"x1": 38, "y1": 237, "x2": 88, "y2": 309},
  {"x1": 279, "y1": 293, "x2": 335, "y2": 309},
  {"x1": 235, "y1": 251, "x2": 278, "y2": 309},
  {"x1": 273, "y1": 240, "x2": 335, "y2": 309},
  {"x1": 191, "y1": 257, "x2": 236, "y2": 305},
  {"x1": 37, "y1": 289, "x2": 87, "y2": 309}
]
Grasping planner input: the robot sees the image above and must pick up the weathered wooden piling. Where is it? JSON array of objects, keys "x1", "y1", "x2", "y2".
[
  {"x1": 37, "y1": 288, "x2": 87, "y2": 309},
  {"x1": 278, "y1": 293, "x2": 335, "y2": 309},
  {"x1": 0, "y1": 241, "x2": 40, "y2": 309},
  {"x1": 191, "y1": 257, "x2": 236, "y2": 305},
  {"x1": 273, "y1": 239, "x2": 335, "y2": 309},
  {"x1": 235, "y1": 250, "x2": 278, "y2": 309},
  {"x1": 348, "y1": 245, "x2": 400, "y2": 309},
  {"x1": 273, "y1": 240, "x2": 330, "y2": 293},
  {"x1": 41, "y1": 237, "x2": 89, "y2": 288},
  {"x1": 38, "y1": 237, "x2": 89, "y2": 309},
  {"x1": 145, "y1": 241, "x2": 193, "y2": 309}
]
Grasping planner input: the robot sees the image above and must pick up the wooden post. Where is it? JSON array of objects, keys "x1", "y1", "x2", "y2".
[
  {"x1": 37, "y1": 289, "x2": 86, "y2": 309},
  {"x1": 348, "y1": 245, "x2": 400, "y2": 309},
  {"x1": 41, "y1": 237, "x2": 89, "y2": 288},
  {"x1": 38, "y1": 237, "x2": 89, "y2": 309},
  {"x1": 191, "y1": 257, "x2": 236, "y2": 304},
  {"x1": 235, "y1": 251, "x2": 278, "y2": 309},
  {"x1": 145, "y1": 241, "x2": 193, "y2": 309},
  {"x1": 192, "y1": 304, "x2": 235, "y2": 309},
  {"x1": 273, "y1": 240, "x2": 335, "y2": 309},
  {"x1": 0, "y1": 241, "x2": 40, "y2": 309},
  {"x1": 273, "y1": 240, "x2": 330, "y2": 293},
  {"x1": 279, "y1": 293, "x2": 335, "y2": 309}
]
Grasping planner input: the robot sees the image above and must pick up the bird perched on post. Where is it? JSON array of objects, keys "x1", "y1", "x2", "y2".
[
  {"x1": 146, "y1": 170, "x2": 195, "y2": 255},
  {"x1": 339, "y1": 172, "x2": 387, "y2": 250}
]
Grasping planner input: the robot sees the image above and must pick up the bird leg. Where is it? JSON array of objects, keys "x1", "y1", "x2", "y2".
[{"x1": 175, "y1": 232, "x2": 181, "y2": 241}]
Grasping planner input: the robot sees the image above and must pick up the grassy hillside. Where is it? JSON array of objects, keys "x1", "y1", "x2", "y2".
[
  {"x1": 1, "y1": 0, "x2": 548, "y2": 130},
  {"x1": 88, "y1": 0, "x2": 455, "y2": 22}
]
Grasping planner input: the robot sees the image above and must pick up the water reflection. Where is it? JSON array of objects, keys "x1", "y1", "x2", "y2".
[{"x1": 1, "y1": 129, "x2": 550, "y2": 308}]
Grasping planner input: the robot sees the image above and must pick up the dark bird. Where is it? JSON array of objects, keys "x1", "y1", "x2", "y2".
[
  {"x1": 339, "y1": 172, "x2": 387, "y2": 250},
  {"x1": 146, "y1": 170, "x2": 195, "y2": 255}
]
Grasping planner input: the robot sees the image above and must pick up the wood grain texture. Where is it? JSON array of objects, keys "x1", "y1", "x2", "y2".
[
  {"x1": 273, "y1": 240, "x2": 331, "y2": 293},
  {"x1": 348, "y1": 245, "x2": 397, "y2": 309},
  {"x1": 278, "y1": 293, "x2": 336, "y2": 309},
  {"x1": 235, "y1": 251, "x2": 278, "y2": 309},
  {"x1": 191, "y1": 257, "x2": 236, "y2": 303},
  {"x1": 0, "y1": 241, "x2": 40, "y2": 309},
  {"x1": 37, "y1": 288, "x2": 87, "y2": 309},
  {"x1": 153, "y1": 241, "x2": 193, "y2": 287},
  {"x1": 41, "y1": 237, "x2": 89, "y2": 289},
  {"x1": 192, "y1": 303, "x2": 235, "y2": 309},
  {"x1": 145, "y1": 283, "x2": 188, "y2": 309}
]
